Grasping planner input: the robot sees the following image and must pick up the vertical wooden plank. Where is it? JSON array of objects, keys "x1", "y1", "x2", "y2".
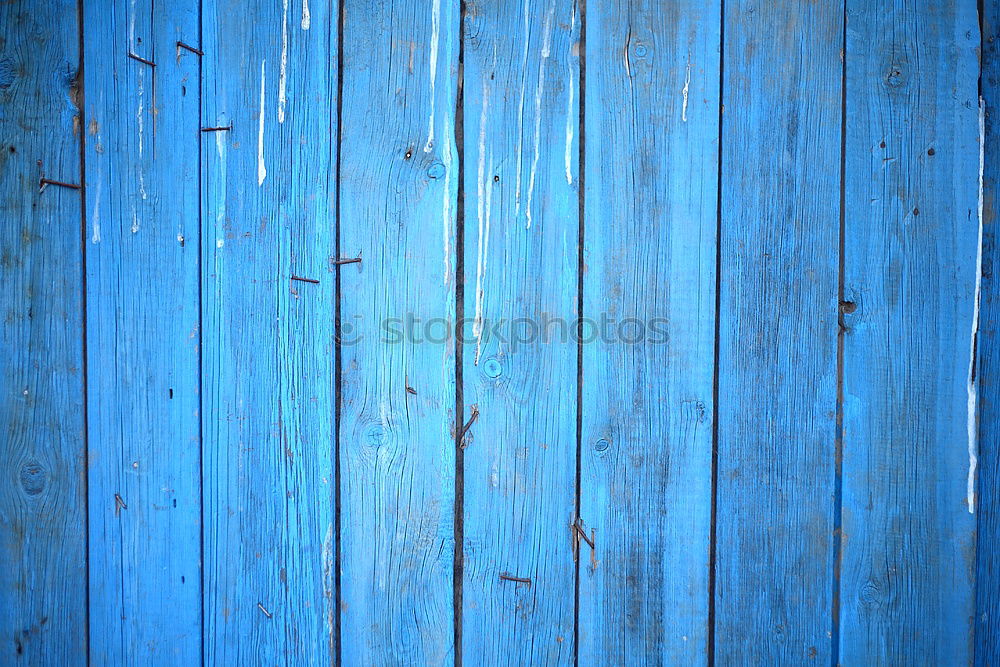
[
  {"x1": 338, "y1": 0, "x2": 458, "y2": 663},
  {"x1": 201, "y1": 0, "x2": 337, "y2": 662},
  {"x1": 83, "y1": 1, "x2": 202, "y2": 662},
  {"x1": 715, "y1": 1, "x2": 841, "y2": 662},
  {"x1": 840, "y1": 2, "x2": 979, "y2": 662},
  {"x1": 979, "y1": 2, "x2": 1000, "y2": 662},
  {"x1": 579, "y1": 0, "x2": 718, "y2": 663},
  {"x1": 460, "y1": 0, "x2": 579, "y2": 663},
  {"x1": 0, "y1": 2, "x2": 87, "y2": 664}
]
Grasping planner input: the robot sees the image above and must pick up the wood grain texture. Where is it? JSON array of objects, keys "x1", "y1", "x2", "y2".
[
  {"x1": 840, "y1": 1, "x2": 980, "y2": 662},
  {"x1": 0, "y1": 1, "x2": 87, "y2": 664},
  {"x1": 578, "y1": 0, "x2": 718, "y2": 663},
  {"x1": 338, "y1": 0, "x2": 458, "y2": 663},
  {"x1": 714, "y1": 1, "x2": 842, "y2": 662},
  {"x1": 460, "y1": 0, "x2": 579, "y2": 663},
  {"x1": 83, "y1": 1, "x2": 202, "y2": 662},
  {"x1": 201, "y1": 0, "x2": 337, "y2": 662},
  {"x1": 980, "y1": 2, "x2": 1000, "y2": 663}
]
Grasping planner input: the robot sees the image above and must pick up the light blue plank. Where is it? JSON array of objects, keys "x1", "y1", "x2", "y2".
[
  {"x1": 460, "y1": 0, "x2": 579, "y2": 663},
  {"x1": 715, "y1": 1, "x2": 842, "y2": 662},
  {"x1": 979, "y1": 2, "x2": 1000, "y2": 663},
  {"x1": 338, "y1": 0, "x2": 458, "y2": 662},
  {"x1": 0, "y1": 1, "x2": 87, "y2": 664},
  {"x1": 201, "y1": 0, "x2": 337, "y2": 662},
  {"x1": 83, "y1": 1, "x2": 202, "y2": 663},
  {"x1": 840, "y1": 2, "x2": 980, "y2": 662},
  {"x1": 579, "y1": 1, "x2": 719, "y2": 663}
]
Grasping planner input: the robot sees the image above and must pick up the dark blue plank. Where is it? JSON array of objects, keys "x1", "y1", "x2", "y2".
[
  {"x1": 840, "y1": 2, "x2": 979, "y2": 662},
  {"x1": 338, "y1": 0, "x2": 458, "y2": 662},
  {"x1": 715, "y1": 1, "x2": 842, "y2": 662},
  {"x1": 579, "y1": 0, "x2": 719, "y2": 663},
  {"x1": 201, "y1": 0, "x2": 337, "y2": 662},
  {"x1": 461, "y1": 0, "x2": 579, "y2": 663},
  {"x1": 0, "y1": 1, "x2": 87, "y2": 664},
  {"x1": 979, "y1": 2, "x2": 1000, "y2": 664},
  {"x1": 83, "y1": 1, "x2": 202, "y2": 662}
]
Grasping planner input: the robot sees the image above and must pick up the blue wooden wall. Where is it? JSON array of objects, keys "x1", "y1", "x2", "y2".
[{"x1": 0, "y1": 0, "x2": 995, "y2": 664}]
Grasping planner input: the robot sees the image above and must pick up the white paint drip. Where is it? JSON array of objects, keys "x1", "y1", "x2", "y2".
[
  {"x1": 217, "y1": 238, "x2": 225, "y2": 249},
  {"x1": 258, "y1": 60, "x2": 267, "y2": 186},
  {"x1": 131, "y1": 208, "x2": 140, "y2": 234},
  {"x1": 473, "y1": 79, "x2": 492, "y2": 365},
  {"x1": 215, "y1": 129, "x2": 228, "y2": 231},
  {"x1": 91, "y1": 176, "x2": 102, "y2": 243},
  {"x1": 137, "y1": 72, "x2": 147, "y2": 202},
  {"x1": 525, "y1": 5, "x2": 554, "y2": 229},
  {"x1": 564, "y1": 7, "x2": 576, "y2": 186},
  {"x1": 513, "y1": 0, "x2": 529, "y2": 218},
  {"x1": 424, "y1": 0, "x2": 440, "y2": 153},
  {"x1": 279, "y1": 0, "x2": 288, "y2": 123},
  {"x1": 322, "y1": 522, "x2": 334, "y2": 635},
  {"x1": 969, "y1": 97, "x2": 985, "y2": 514},
  {"x1": 301, "y1": 0, "x2": 310, "y2": 29},
  {"x1": 128, "y1": 0, "x2": 136, "y2": 47},
  {"x1": 681, "y1": 60, "x2": 691, "y2": 122}
]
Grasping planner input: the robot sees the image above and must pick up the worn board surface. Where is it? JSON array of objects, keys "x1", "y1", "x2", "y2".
[
  {"x1": 200, "y1": 0, "x2": 337, "y2": 663},
  {"x1": 460, "y1": 1, "x2": 579, "y2": 664},
  {"x1": 83, "y1": 1, "x2": 202, "y2": 663},
  {"x1": 338, "y1": 0, "x2": 458, "y2": 663},
  {"x1": 0, "y1": 0, "x2": 996, "y2": 663},
  {"x1": 714, "y1": 1, "x2": 842, "y2": 662},
  {"x1": 0, "y1": 1, "x2": 88, "y2": 664},
  {"x1": 840, "y1": 2, "x2": 980, "y2": 663},
  {"x1": 578, "y1": 0, "x2": 719, "y2": 664}
]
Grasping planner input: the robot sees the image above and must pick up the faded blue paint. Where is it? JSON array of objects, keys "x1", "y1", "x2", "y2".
[{"x1": 0, "y1": 0, "x2": 994, "y2": 664}]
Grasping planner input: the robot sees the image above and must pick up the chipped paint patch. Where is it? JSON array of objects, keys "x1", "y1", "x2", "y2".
[{"x1": 301, "y1": 0, "x2": 311, "y2": 29}]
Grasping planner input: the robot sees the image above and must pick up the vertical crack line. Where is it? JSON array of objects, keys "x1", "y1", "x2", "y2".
[
  {"x1": 708, "y1": 1, "x2": 725, "y2": 665},
  {"x1": 196, "y1": 0, "x2": 205, "y2": 662},
  {"x1": 831, "y1": 3, "x2": 848, "y2": 666},
  {"x1": 453, "y1": 2, "x2": 466, "y2": 663},
  {"x1": 76, "y1": 0, "x2": 91, "y2": 660},
  {"x1": 572, "y1": 0, "x2": 585, "y2": 664},
  {"x1": 334, "y1": 0, "x2": 345, "y2": 662}
]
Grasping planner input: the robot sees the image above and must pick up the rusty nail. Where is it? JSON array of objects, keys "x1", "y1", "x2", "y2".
[
  {"x1": 39, "y1": 177, "x2": 81, "y2": 192},
  {"x1": 127, "y1": 52, "x2": 156, "y2": 67},
  {"x1": 291, "y1": 275, "x2": 320, "y2": 284},
  {"x1": 573, "y1": 520, "x2": 594, "y2": 549},
  {"x1": 257, "y1": 602, "x2": 272, "y2": 618},
  {"x1": 201, "y1": 125, "x2": 233, "y2": 133},
  {"x1": 332, "y1": 256, "x2": 362, "y2": 266},
  {"x1": 459, "y1": 405, "x2": 479, "y2": 442},
  {"x1": 114, "y1": 493, "x2": 127, "y2": 512},
  {"x1": 176, "y1": 41, "x2": 204, "y2": 56},
  {"x1": 499, "y1": 572, "x2": 531, "y2": 586}
]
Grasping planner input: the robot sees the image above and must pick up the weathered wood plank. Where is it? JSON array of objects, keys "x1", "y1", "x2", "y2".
[
  {"x1": 201, "y1": 0, "x2": 337, "y2": 662},
  {"x1": 979, "y1": 2, "x2": 1000, "y2": 663},
  {"x1": 0, "y1": 2, "x2": 87, "y2": 664},
  {"x1": 714, "y1": 1, "x2": 842, "y2": 662},
  {"x1": 840, "y1": 2, "x2": 980, "y2": 662},
  {"x1": 461, "y1": 0, "x2": 579, "y2": 663},
  {"x1": 83, "y1": 1, "x2": 202, "y2": 662},
  {"x1": 578, "y1": 1, "x2": 719, "y2": 663},
  {"x1": 338, "y1": 0, "x2": 458, "y2": 663}
]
